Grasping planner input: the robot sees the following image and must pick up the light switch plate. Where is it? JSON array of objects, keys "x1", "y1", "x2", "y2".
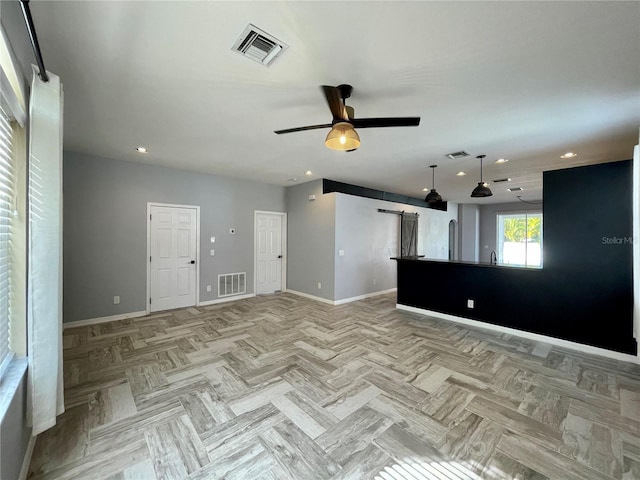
[
  {"x1": 467, "y1": 299, "x2": 474, "y2": 308},
  {"x1": 211, "y1": 236, "x2": 215, "y2": 243},
  {"x1": 210, "y1": 249, "x2": 215, "y2": 256},
  {"x1": 338, "y1": 249, "x2": 345, "y2": 256}
]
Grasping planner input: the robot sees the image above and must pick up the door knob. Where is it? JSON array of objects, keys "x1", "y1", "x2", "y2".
[
  {"x1": 277, "y1": 255, "x2": 282, "y2": 259},
  {"x1": 189, "y1": 260, "x2": 195, "y2": 264}
]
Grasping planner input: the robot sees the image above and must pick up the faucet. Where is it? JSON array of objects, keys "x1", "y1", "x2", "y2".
[{"x1": 490, "y1": 250, "x2": 497, "y2": 265}]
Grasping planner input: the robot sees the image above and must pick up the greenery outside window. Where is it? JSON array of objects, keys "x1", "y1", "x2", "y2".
[{"x1": 497, "y1": 212, "x2": 542, "y2": 267}]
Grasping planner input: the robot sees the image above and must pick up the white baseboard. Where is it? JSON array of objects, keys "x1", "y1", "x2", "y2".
[
  {"x1": 63, "y1": 294, "x2": 259, "y2": 329},
  {"x1": 285, "y1": 289, "x2": 335, "y2": 305},
  {"x1": 397, "y1": 304, "x2": 640, "y2": 364},
  {"x1": 334, "y1": 288, "x2": 397, "y2": 305},
  {"x1": 63, "y1": 310, "x2": 148, "y2": 329},
  {"x1": 198, "y1": 293, "x2": 255, "y2": 306},
  {"x1": 286, "y1": 288, "x2": 397, "y2": 306},
  {"x1": 18, "y1": 435, "x2": 37, "y2": 480}
]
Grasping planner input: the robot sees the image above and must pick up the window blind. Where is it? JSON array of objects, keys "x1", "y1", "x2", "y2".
[{"x1": 0, "y1": 108, "x2": 14, "y2": 376}]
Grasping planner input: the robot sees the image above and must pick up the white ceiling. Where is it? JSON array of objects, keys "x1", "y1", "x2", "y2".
[{"x1": 28, "y1": 1, "x2": 640, "y2": 204}]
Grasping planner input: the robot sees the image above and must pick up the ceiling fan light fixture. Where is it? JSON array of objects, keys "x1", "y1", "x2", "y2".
[
  {"x1": 470, "y1": 155, "x2": 493, "y2": 198},
  {"x1": 325, "y1": 122, "x2": 360, "y2": 151}
]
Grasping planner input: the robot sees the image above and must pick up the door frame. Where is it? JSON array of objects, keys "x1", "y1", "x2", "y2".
[
  {"x1": 146, "y1": 202, "x2": 201, "y2": 314},
  {"x1": 254, "y1": 210, "x2": 287, "y2": 295}
]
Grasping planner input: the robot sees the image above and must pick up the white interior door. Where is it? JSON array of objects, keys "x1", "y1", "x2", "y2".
[
  {"x1": 149, "y1": 205, "x2": 197, "y2": 312},
  {"x1": 256, "y1": 212, "x2": 284, "y2": 294}
]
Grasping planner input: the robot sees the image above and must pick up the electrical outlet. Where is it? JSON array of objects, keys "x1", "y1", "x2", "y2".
[
  {"x1": 210, "y1": 249, "x2": 215, "y2": 256},
  {"x1": 206, "y1": 285, "x2": 212, "y2": 292},
  {"x1": 467, "y1": 299, "x2": 474, "y2": 309},
  {"x1": 113, "y1": 295, "x2": 120, "y2": 305},
  {"x1": 210, "y1": 236, "x2": 215, "y2": 243},
  {"x1": 338, "y1": 249, "x2": 345, "y2": 256},
  {"x1": 318, "y1": 282, "x2": 321, "y2": 289},
  {"x1": 373, "y1": 279, "x2": 377, "y2": 286}
]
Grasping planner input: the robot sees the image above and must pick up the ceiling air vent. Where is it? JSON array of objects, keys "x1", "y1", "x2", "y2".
[
  {"x1": 446, "y1": 150, "x2": 470, "y2": 160},
  {"x1": 493, "y1": 178, "x2": 512, "y2": 183},
  {"x1": 232, "y1": 24, "x2": 288, "y2": 67},
  {"x1": 508, "y1": 187, "x2": 523, "y2": 192}
]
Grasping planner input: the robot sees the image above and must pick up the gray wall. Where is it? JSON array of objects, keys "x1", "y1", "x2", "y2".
[
  {"x1": 64, "y1": 151, "x2": 286, "y2": 322},
  {"x1": 285, "y1": 180, "x2": 336, "y2": 301},
  {"x1": 1, "y1": 1, "x2": 34, "y2": 478},
  {"x1": 458, "y1": 204, "x2": 480, "y2": 262},
  {"x1": 478, "y1": 202, "x2": 541, "y2": 263},
  {"x1": 334, "y1": 193, "x2": 457, "y2": 300}
]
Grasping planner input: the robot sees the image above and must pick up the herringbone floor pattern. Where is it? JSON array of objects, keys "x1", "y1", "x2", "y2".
[{"x1": 27, "y1": 293, "x2": 640, "y2": 480}]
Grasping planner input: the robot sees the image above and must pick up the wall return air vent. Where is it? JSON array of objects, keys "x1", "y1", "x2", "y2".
[
  {"x1": 232, "y1": 24, "x2": 288, "y2": 67},
  {"x1": 218, "y1": 272, "x2": 247, "y2": 298}
]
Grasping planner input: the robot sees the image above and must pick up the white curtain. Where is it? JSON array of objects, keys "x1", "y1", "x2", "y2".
[
  {"x1": 27, "y1": 65, "x2": 64, "y2": 435},
  {"x1": 633, "y1": 144, "x2": 639, "y2": 349}
]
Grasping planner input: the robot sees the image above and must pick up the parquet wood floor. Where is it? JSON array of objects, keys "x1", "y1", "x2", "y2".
[{"x1": 28, "y1": 293, "x2": 640, "y2": 480}]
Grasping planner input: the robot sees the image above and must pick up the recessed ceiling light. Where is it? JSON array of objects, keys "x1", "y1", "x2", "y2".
[
  {"x1": 495, "y1": 158, "x2": 509, "y2": 164},
  {"x1": 456, "y1": 171, "x2": 466, "y2": 176},
  {"x1": 135, "y1": 146, "x2": 148, "y2": 153},
  {"x1": 304, "y1": 170, "x2": 313, "y2": 176},
  {"x1": 422, "y1": 187, "x2": 429, "y2": 191},
  {"x1": 287, "y1": 177, "x2": 298, "y2": 182},
  {"x1": 561, "y1": 152, "x2": 577, "y2": 159}
]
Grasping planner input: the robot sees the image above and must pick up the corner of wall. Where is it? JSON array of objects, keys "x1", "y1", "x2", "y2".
[{"x1": 285, "y1": 180, "x2": 336, "y2": 301}]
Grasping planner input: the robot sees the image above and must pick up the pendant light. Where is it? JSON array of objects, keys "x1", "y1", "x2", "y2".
[
  {"x1": 325, "y1": 122, "x2": 360, "y2": 151},
  {"x1": 470, "y1": 154, "x2": 493, "y2": 197},
  {"x1": 425, "y1": 165, "x2": 442, "y2": 204}
]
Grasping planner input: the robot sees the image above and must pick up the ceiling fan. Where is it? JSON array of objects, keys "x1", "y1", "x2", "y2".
[{"x1": 274, "y1": 84, "x2": 421, "y2": 151}]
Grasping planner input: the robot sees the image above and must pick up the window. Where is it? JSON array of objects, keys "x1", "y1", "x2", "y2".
[
  {"x1": 497, "y1": 212, "x2": 542, "y2": 267},
  {"x1": 0, "y1": 107, "x2": 14, "y2": 377}
]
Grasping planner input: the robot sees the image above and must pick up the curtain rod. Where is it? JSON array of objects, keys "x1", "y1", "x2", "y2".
[{"x1": 19, "y1": 0, "x2": 49, "y2": 83}]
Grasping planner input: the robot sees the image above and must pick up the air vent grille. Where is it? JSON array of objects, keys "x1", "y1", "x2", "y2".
[
  {"x1": 493, "y1": 178, "x2": 512, "y2": 183},
  {"x1": 232, "y1": 24, "x2": 288, "y2": 67},
  {"x1": 508, "y1": 187, "x2": 523, "y2": 192},
  {"x1": 218, "y1": 272, "x2": 246, "y2": 298},
  {"x1": 446, "y1": 150, "x2": 470, "y2": 160}
]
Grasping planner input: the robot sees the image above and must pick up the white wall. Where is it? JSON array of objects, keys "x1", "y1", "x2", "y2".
[{"x1": 334, "y1": 193, "x2": 457, "y2": 301}]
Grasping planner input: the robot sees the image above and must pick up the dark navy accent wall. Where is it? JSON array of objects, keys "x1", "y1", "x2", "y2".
[{"x1": 397, "y1": 160, "x2": 635, "y2": 355}]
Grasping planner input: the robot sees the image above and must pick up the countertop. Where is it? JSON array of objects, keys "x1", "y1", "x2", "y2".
[{"x1": 390, "y1": 256, "x2": 542, "y2": 270}]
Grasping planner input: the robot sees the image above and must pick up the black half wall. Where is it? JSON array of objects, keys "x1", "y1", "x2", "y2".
[{"x1": 397, "y1": 159, "x2": 635, "y2": 355}]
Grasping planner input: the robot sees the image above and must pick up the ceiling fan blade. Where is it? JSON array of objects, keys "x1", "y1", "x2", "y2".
[
  {"x1": 274, "y1": 123, "x2": 332, "y2": 135},
  {"x1": 321, "y1": 85, "x2": 348, "y2": 121},
  {"x1": 352, "y1": 117, "x2": 421, "y2": 128}
]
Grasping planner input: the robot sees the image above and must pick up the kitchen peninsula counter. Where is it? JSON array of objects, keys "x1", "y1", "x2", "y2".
[{"x1": 391, "y1": 254, "x2": 634, "y2": 356}]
